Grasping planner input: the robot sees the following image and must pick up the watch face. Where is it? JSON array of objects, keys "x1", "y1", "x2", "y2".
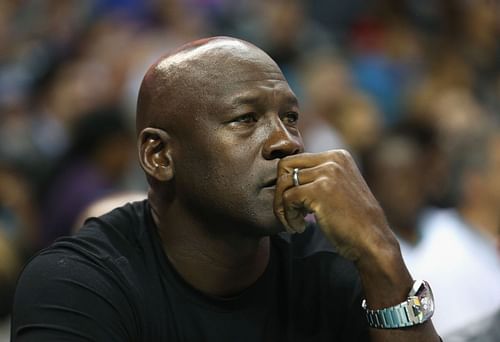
[{"x1": 411, "y1": 280, "x2": 435, "y2": 322}]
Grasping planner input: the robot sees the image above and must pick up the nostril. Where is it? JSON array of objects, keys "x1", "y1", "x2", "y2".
[
  {"x1": 266, "y1": 141, "x2": 302, "y2": 160},
  {"x1": 269, "y1": 149, "x2": 289, "y2": 160},
  {"x1": 262, "y1": 123, "x2": 303, "y2": 160},
  {"x1": 292, "y1": 146, "x2": 302, "y2": 155}
]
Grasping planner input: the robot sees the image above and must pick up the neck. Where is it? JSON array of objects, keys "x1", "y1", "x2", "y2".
[{"x1": 150, "y1": 198, "x2": 271, "y2": 297}]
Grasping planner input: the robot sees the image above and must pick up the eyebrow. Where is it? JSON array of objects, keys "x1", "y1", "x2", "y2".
[{"x1": 231, "y1": 93, "x2": 299, "y2": 108}]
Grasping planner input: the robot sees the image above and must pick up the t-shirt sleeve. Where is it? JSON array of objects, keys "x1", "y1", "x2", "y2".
[{"x1": 11, "y1": 250, "x2": 137, "y2": 342}]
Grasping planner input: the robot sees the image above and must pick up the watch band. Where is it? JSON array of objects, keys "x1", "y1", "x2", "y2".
[
  {"x1": 362, "y1": 297, "x2": 419, "y2": 328},
  {"x1": 362, "y1": 280, "x2": 434, "y2": 329}
]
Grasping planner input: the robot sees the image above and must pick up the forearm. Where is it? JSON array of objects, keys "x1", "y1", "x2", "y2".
[
  {"x1": 357, "y1": 238, "x2": 440, "y2": 342},
  {"x1": 272, "y1": 150, "x2": 441, "y2": 340}
]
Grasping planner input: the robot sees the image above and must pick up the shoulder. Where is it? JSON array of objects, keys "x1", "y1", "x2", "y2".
[
  {"x1": 25, "y1": 199, "x2": 153, "y2": 297},
  {"x1": 59, "y1": 199, "x2": 151, "y2": 260},
  {"x1": 12, "y1": 246, "x2": 139, "y2": 340},
  {"x1": 11, "y1": 200, "x2": 152, "y2": 340}
]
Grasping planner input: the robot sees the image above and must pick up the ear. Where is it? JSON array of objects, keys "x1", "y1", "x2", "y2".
[{"x1": 138, "y1": 128, "x2": 174, "y2": 182}]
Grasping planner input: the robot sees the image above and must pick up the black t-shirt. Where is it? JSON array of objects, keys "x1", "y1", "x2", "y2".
[{"x1": 12, "y1": 200, "x2": 369, "y2": 341}]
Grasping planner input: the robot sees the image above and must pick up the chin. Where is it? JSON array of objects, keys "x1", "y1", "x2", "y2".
[
  {"x1": 247, "y1": 217, "x2": 285, "y2": 237},
  {"x1": 218, "y1": 204, "x2": 284, "y2": 237}
]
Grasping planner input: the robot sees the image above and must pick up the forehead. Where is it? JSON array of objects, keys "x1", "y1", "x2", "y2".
[
  {"x1": 213, "y1": 68, "x2": 298, "y2": 121},
  {"x1": 157, "y1": 40, "x2": 258, "y2": 70},
  {"x1": 146, "y1": 39, "x2": 298, "y2": 137},
  {"x1": 158, "y1": 39, "x2": 289, "y2": 93}
]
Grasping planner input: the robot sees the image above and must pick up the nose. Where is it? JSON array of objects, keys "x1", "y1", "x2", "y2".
[{"x1": 262, "y1": 119, "x2": 303, "y2": 160}]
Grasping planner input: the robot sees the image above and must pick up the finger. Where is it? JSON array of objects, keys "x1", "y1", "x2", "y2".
[
  {"x1": 273, "y1": 150, "x2": 353, "y2": 233},
  {"x1": 277, "y1": 149, "x2": 352, "y2": 176},
  {"x1": 274, "y1": 163, "x2": 338, "y2": 230},
  {"x1": 274, "y1": 167, "x2": 309, "y2": 232},
  {"x1": 281, "y1": 183, "x2": 316, "y2": 233},
  {"x1": 277, "y1": 162, "x2": 337, "y2": 189},
  {"x1": 274, "y1": 205, "x2": 295, "y2": 234}
]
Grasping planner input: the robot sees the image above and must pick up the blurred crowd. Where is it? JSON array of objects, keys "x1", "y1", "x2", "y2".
[{"x1": 0, "y1": 0, "x2": 499, "y2": 339}]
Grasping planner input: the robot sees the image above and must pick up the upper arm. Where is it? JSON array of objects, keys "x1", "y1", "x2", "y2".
[{"x1": 11, "y1": 250, "x2": 138, "y2": 342}]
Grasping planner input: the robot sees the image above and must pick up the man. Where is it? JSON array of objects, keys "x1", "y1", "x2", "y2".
[{"x1": 12, "y1": 37, "x2": 440, "y2": 341}]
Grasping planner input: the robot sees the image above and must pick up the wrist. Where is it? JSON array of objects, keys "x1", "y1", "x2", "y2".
[
  {"x1": 362, "y1": 280, "x2": 435, "y2": 329},
  {"x1": 355, "y1": 226, "x2": 402, "y2": 276},
  {"x1": 356, "y1": 233, "x2": 413, "y2": 309}
]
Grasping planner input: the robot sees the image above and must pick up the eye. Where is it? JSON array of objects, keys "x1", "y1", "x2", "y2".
[
  {"x1": 282, "y1": 111, "x2": 299, "y2": 125},
  {"x1": 233, "y1": 113, "x2": 258, "y2": 124}
]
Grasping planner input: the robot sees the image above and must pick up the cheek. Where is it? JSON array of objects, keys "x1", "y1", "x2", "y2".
[
  {"x1": 207, "y1": 153, "x2": 257, "y2": 200},
  {"x1": 175, "y1": 143, "x2": 257, "y2": 206},
  {"x1": 173, "y1": 122, "x2": 268, "y2": 209},
  {"x1": 202, "y1": 133, "x2": 261, "y2": 183}
]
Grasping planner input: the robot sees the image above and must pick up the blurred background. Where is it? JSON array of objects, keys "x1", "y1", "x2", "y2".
[{"x1": 0, "y1": 0, "x2": 498, "y2": 340}]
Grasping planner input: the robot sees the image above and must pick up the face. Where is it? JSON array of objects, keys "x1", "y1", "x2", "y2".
[
  {"x1": 170, "y1": 50, "x2": 304, "y2": 236},
  {"x1": 368, "y1": 138, "x2": 425, "y2": 230}
]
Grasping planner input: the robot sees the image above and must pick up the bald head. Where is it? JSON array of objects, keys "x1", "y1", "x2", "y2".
[
  {"x1": 136, "y1": 36, "x2": 290, "y2": 192},
  {"x1": 136, "y1": 36, "x2": 302, "y2": 232},
  {"x1": 136, "y1": 37, "x2": 282, "y2": 137}
]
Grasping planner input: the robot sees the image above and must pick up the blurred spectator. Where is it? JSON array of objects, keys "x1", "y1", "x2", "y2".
[
  {"x1": 0, "y1": 0, "x2": 96, "y2": 108},
  {"x1": 400, "y1": 120, "x2": 500, "y2": 335},
  {"x1": 445, "y1": 225, "x2": 500, "y2": 342},
  {"x1": 334, "y1": 93, "x2": 382, "y2": 159},
  {"x1": 39, "y1": 107, "x2": 135, "y2": 247},
  {"x1": 407, "y1": 87, "x2": 489, "y2": 207},
  {"x1": 348, "y1": 1, "x2": 426, "y2": 125},
  {"x1": 0, "y1": 228, "x2": 21, "y2": 340},
  {"x1": 363, "y1": 124, "x2": 431, "y2": 246},
  {"x1": 299, "y1": 53, "x2": 351, "y2": 153},
  {"x1": 0, "y1": 230, "x2": 20, "y2": 319},
  {"x1": 0, "y1": 103, "x2": 60, "y2": 185},
  {"x1": 446, "y1": 122, "x2": 500, "y2": 240},
  {"x1": 0, "y1": 166, "x2": 39, "y2": 258},
  {"x1": 153, "y1": 0, "x2": 215, "y2": 40},
  {"x1": 299, "y1": 53, "x2": 382, "y2": 159},
  {"x1": 363, "y1": 116, "x2": 500, "y2": 334},
  {"x1": 233, "y1": 0, "x2": 333, "y2": 89}
]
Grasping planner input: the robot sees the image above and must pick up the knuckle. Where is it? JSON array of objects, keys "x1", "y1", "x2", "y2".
[
  {"x1": 277, "y1": 157, "x2": 285, "y2": 168},
  {"x1": 277, "y1": 172, "x2": 288, "y2": 184},
  {"x1": 282, "y1": 190, "x2": 293, "y2": 203},
  {"x1": 277, "y1": 158, "x2": 293, "y2": 176},
  {"x1": 324, "y1": 161, "x2": 338, "y2": 175},
  {"x1": 276, "y1": 160, "x2": 286, "y2": 174},
  {"x1": 317, "y1": 176, "x2": 332, "y2": 191},
  {"x1": 336, "y1": 149, "x2": 352, "y2": 161}
]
